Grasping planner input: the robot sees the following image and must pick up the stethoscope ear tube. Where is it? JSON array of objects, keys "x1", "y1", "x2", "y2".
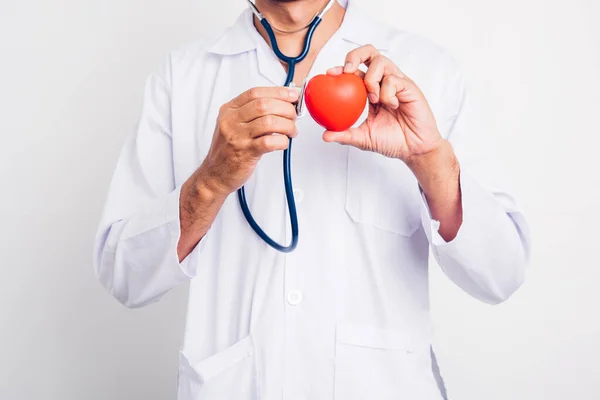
[
  {"x1": 247, "y1": 0, "x2": 263, "y2": 20},
  {"x1": 239, "y1": 1, "x2": 332, "y2": 252}
]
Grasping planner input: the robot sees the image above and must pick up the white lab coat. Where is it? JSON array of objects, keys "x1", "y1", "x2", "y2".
[{"x1": 94, "y1": 1, "x2": 531, "y2": 399}]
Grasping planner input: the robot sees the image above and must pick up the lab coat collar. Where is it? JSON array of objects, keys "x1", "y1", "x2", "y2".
[
  {"x1": 207, "y1": 9, "x2": 257, "y2": 56},
  {"x1": 338, "y1": 0, "x2": 393, "y2": 52},
  {"x1": 207, "y1": 0, "x2": 392, "y2": 56}
]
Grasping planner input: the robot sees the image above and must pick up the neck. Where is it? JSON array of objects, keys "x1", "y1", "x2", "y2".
[
  {"x1": 252, "y1": 0, "x2": 345, "y2": 70},
  {"x1": 255, "y1": 0, "x2": 333, "y2": 32}
]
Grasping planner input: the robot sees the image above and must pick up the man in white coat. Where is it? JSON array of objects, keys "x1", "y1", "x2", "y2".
[{"x1": 94, "y1": 0, "x2": 531, "y2": 398}]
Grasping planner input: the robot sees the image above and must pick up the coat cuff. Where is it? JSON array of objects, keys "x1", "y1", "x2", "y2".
[
  {"x1": 120, "y1": 185, "x2": 207, "y2": 278},
  {"x1": 419, "y1": 170, "x2": 490, "y2": 250}
]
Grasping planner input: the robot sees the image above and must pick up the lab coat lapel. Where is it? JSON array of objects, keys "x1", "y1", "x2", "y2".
[{"x1": 255, "y1": 41, "x2": 288, "y2": 87}]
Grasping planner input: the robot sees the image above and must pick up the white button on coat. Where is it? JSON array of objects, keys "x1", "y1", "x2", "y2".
[
  {"x1": 286, "y1": 290, "x2": 303, "y2": 306},
  {"x1": 93, "y1": 0, "x2": 531, "y2": 398},
  {"x1": 293, "y1": 188, "x2": 304, "y2": 203}
]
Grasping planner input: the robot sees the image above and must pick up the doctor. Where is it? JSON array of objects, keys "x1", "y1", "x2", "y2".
[{"x1": 94, "y1": 0, "x2": 530, "y2": 399}]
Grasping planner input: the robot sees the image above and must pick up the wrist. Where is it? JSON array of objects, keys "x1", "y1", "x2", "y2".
[
  {"x1": 405, "y1": 139, "x2": 459, "y2": 194},
  {"x1": 405, "y1": 138, "x2": 447, "y2": 171},
  {"x1": 195, "y1": 163, "x2": 232, "y2": 201}
]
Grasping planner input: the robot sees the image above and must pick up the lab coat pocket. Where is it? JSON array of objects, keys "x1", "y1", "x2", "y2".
[
  {"x1": 345, "y1": 147, "x2": 421, "y2": 236},
  {"x1": 334, "y1": 324, "x2": 442, "y2": 400},
  {"x1": 178, "y1": 336, "x2": 258, "y2": 400}
]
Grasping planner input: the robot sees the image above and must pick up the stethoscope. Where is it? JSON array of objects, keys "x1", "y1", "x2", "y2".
[{"x1": 239, "y1": 0, "x2": 335, "y2": 253}]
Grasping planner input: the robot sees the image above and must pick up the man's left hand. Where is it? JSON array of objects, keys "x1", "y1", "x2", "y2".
[
  {"x1": 326, "y1": 45, "x2": 463, "y2": 241},
  {"x1": 325, "y1": 45, "x2": 443, "y2": 164}
]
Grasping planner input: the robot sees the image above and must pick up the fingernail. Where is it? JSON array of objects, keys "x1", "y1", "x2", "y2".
[
  {"x1": 344, "y1": 62, "x2": 353, "y2": 72},
  {"x1": 288, "y1": 88, "x2": 299, "y2": 100},
  {"x1": 368, "y1": 93, "x2": 378, "y2": 103}
]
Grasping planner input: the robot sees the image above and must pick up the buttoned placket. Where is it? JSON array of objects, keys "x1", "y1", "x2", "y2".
[
  {"x1": 253, "y1": 31, "x2": 351, "y2": 399},
  {"x1": 246, "y1": 7, "x2": 366, "y2": 396}
]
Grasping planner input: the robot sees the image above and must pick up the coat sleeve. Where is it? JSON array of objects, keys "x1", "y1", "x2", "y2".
[
  {"x1": 93, "y1": 56, "x2": 206, "y2": 308},
  {"x1": 419, "y1": 60, "x2": 532, "y2": 304}
]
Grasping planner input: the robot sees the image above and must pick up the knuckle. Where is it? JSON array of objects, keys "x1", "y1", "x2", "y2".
[
  {"x1": 255, "y1": 98, "x2": 269, "y2": 114},
  {"x1": 248, "y1": 88, "x2": 261, "y2": 100},
  {"x1": 261, "y1": 115, "x2": 275, "y2": 129},
  {"x1": 286, "y1": 103, "x2": 297, "y2": 117},
  {"x1": 223, "y1": 130, "x2": 237, "y2": 146},
  {"x1": 262, "y1": 136, "x2": 274, "y2": 149},
  {"x1": 278, "y1": 136, "x2": 290, "y2": 149},
  {"x1": 255, "y1": 138, "x2": 269, "y2": 153},
  {"x1": 279, "y1": 87, "x2": 289, "y2": 98},
  {"x1": 264, "y1": 136, "x2": 283, "y2": 151},
  {"x1": 217, "y1": 118, "x2": 229, "y2": 134},
  {"x1": 218, "y1": 103, "x2": 229, "y2": 115},
  {"x1": 365, "y1": 78, "x2": 379, "y2": 90},
  {"x1": 285, "y1": 121, "x2": 296, "y2": 134}
]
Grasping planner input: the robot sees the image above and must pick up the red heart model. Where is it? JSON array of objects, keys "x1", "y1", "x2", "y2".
[{"x1": 304, "y1": 73, "x2": 368, "y2": 132}]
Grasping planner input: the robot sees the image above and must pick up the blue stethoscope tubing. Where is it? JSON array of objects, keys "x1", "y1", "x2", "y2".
[{"x1": 239, "y1": 0, "x2": 334, "y2": 253}]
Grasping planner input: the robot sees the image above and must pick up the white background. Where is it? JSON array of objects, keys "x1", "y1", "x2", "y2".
[{"x1": 1, "y1": 0, "x2": 599, "y2": 399}]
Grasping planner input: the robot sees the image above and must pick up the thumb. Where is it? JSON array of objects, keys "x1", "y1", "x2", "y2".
[
  {"x1": 322, "y1": 127, "x2": 364, "y2": 148},
  {"x1": 326, "y1": 66, "x2": 366, "y2": 79}
]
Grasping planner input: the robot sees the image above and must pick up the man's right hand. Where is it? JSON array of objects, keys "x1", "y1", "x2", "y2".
[
  {"x1": 177, "y1": 86, "x2": 299, "y2": 262},
  {"x1": 200, "y1": 86, "x2": 300, "y2": 196}
]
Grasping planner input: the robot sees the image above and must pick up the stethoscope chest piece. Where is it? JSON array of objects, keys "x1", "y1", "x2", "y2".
[{"x1": 290, "y1": 79, "x2": 308, "y2": 118}]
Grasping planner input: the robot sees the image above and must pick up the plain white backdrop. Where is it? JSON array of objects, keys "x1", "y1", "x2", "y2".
[{"x1": 1, "y1": 0, "x2": 599, "y2": 399}]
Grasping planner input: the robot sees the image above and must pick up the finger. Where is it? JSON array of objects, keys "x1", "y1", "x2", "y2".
[
  {"x1": 245, "y1": 115, "x2": 298, "y2": 138},
  {"x1": 379, "y1": 75, "x2": 404, "y2": 109},
  {"x1": 343, "y1": 44, "x2": 379, "y2": 73},
  {"x1": 354, "y1": 69, "x2": 366, "y2": 79},
  {"x1": 231, "y1": 86, "x2": 299, "y2": 108},
  {"x1": 236, "y1": 98, "x2": 297, "y2": 123},
  {"x1": 388, "y1": 75, "x2": 424, "y2": 105},
  {"x1": 365, "y1": 55, "x2": 405, "y2": 104},
  {"x1": 362, "y1": 55, "x2": 388, "y2": 103},
  {"x1": 250, "y1": 133, "x2": 290, "y2": 156},
  {"x1": 326, "y1": 66, "x2": 344, "y2": 76},
  {"x1": 322, "y1": 126, "x2": 366, "y2": 149},
  {"x1": 326, "y1": 67, "x2": 366, "y2": 80},
  {"x1": 322, "y1": 129, "x2": 353, "y2": 145}
]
